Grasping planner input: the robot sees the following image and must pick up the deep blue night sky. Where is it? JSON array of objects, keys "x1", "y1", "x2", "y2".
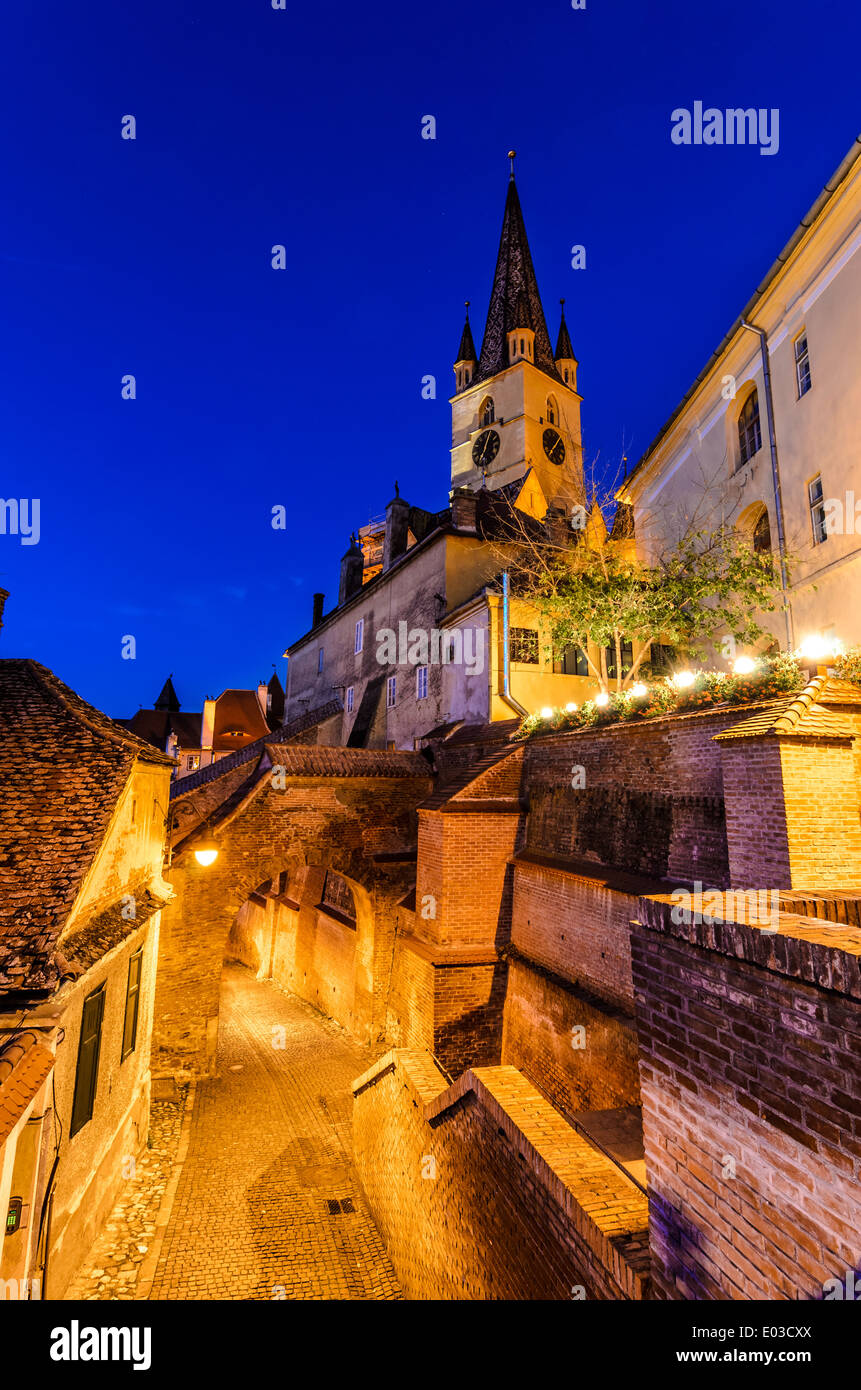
[{"x1": 1, "y1": 0, "x2": 858, "y2": 717}]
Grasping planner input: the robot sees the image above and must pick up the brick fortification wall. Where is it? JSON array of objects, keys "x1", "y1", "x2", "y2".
[
  {"x1": 353, "y1": 1050, "x2": 650, "y2": 1300},
  {"x1": 632, "y1": 896, "x2": 861, "y2": 1299}
]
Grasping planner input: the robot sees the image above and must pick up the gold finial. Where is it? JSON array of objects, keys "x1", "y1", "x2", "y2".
[{"x1": 508, "y1": 149, "x2": 516, "y2": 177}]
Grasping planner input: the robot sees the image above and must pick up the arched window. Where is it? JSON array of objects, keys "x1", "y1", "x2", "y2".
[
  {"x1": 479, "y1": 396, "x2": 495, "y2": 427},
  {"x1": 546, "y1": 396, "x2": 558, "y2": 426},
  {"x1": 737, "y1": 391, "x2": 762, "y2": 467},
  {"x1": 753, "y1": 508, "x2": 771, "y2": 555}
]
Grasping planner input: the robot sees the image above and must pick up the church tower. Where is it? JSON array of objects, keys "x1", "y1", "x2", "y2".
[{"x1": 450, "y1": 155, "x2": 585, "y2": 513}]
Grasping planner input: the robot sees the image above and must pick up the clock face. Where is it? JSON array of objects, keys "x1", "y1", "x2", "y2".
[
  {"x1": 543, "y1": 428, "x2": 566, "y2": 466},
  {"x1": 472, "y1": 428, "x2": 500, "y2": 469}
]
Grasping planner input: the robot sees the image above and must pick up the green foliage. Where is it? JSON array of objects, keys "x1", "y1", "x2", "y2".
[
  {"x1": 510, "y1": 520, "x2": 787, "y2": 691},
  {"x1": 515, "y1": 653, "x2": 806, "y2": 739},
  {"x1": 833, "y1": 646, "x2": 861, "y2": 687}
]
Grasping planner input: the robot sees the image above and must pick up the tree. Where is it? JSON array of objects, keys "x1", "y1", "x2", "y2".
[{"x1": 490, "y1": 475, "x2": 789, "y2": 694}]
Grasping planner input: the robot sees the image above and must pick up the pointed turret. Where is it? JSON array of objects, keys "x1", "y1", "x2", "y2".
[
  {"x1": 154, "y1": 675, "x2": 180, "y2": 712},
  {"x1": 475, "y1": 156, "x2": 561, "y2": 385},
  {"x1": 554, "y1": 298, "x2": 579, "y2": 390},
  {"x1": 453, "y1": 302, "x2": 477, "y2": 394}
]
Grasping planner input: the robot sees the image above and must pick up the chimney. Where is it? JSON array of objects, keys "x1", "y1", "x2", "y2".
[
  {"x1": 257, "y1": 682, "x2": 269, "y2": 716},
  {"x1": 383, "y1": 490, "x2": 410, "y2": 571},
  {"x1": 201, "y1": 697, "x2": 216, "y2": 767},
  {"x1": 451, "y1": 487, "x2": 477, "y2": 534},
  {"x1": 0, "y1": 588, "x2": 8, "y2": 639},
  {"x1": 338, "y1": 536, "x2": 365, "y2": 604},
  {"x1": 312, "y1": 593, "x2": 325, "y2": 628}
]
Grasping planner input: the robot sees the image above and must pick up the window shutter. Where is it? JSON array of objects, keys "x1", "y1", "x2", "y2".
[
  {"x1": 121, "y1": 949, "x2": 143, "y2": 1061},
  {"x1": 70, "y1": 983, "x2": 106, "y2": 1137}
]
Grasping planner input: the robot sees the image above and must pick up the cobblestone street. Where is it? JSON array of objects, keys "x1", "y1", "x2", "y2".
[{"x1": 69, "y1": 963, "x2": 402, "y2": 1301}]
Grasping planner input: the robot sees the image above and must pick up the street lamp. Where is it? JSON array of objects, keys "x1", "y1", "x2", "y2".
[{"x1": 193, "y1": 837, "x2": 219, "y2": 868}]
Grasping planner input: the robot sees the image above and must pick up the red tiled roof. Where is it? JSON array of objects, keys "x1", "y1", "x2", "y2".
[
  {"x1": 0, "y1": 1031, "x2": 54, "y2": 1147},
  {"x1": 0, "y1": 659, "x2": 172, "y2": 996},
  {"x1": 212, "y1": 689, "x2": 270, "y2": 751}
]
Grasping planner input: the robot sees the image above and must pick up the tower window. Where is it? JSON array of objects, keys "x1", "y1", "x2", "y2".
[
  {"x1": 346, "y1": 686, "x2": 354, "y2": 713},
  {"x1": 355, "y1": 619, "x2": 364, "y2": 654},
  {"x1": 479, "y1": 396, "x2": 495, "y2": 427},
  {"x1": 386, "y1": 675, "x2": 396, "y2": 708},
  {"x1": 546, "y1": 396, "x2": 558, "y2": 426},
  {"x1": 317, "y1": 648, "x2": 324, "y2": 674},
  {"x1": 416, "y1": 665, "x2": 428, "y2": 700},
  {"x1": 737, "y1": 390, "x2": 762, "y2": 468}
]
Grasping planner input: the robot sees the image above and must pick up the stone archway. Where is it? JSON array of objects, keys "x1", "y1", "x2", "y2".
[{"x1": 150, "y1": 746, "x2": 433, "y2": 1077}]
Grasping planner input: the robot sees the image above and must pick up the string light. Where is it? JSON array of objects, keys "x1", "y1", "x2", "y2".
[
  {"x1": 630, "y1": 682, "x2": 648, "y2": 698},
  {"x1": 672, "y1": 670, "x2": 696, "y2": 689},
  {"x1": 733, "y1": 656, "x2": 756, "y2": 675},
  {"x1": 594, "y1": 692, "x2": 609, "y2": 707}
]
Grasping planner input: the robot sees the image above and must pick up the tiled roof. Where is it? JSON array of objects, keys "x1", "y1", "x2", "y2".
[
  {"x1": 120, "y1": 708, "x2": 202, "y2": 750},
  {"x1": 170, "y1": 698, "x2": 342, "y2": 797},
  {"x1": 455, "y1": 312, "x2": 477, "y2": 364},
  {"x1": 713, "y1": 676, "x2": 859, "y2": 742},
  {"x1": 58, "y1": 885, "x2": 169, "y2": 975},
  {"x1": 212, "y1": 689, "x2": 270, "y2": 751},
  {"x1": 554, "y1": 303, "x2": 577, "y2": 362},
  {"x1": 0, "y1": 1031, "x2": 55, "y2": 1147},
  {"x1": 0, "y1": 659, "x2": 172, "y2": 997},
  {"x1": 262, "y1": 745, "x2": 433, "y2": 779}
]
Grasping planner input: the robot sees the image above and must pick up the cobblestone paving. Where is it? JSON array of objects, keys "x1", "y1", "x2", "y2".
[
  {"x1": 65, "y1": 1087, "x2": 188, "y2": 1301},
  {"x1": 146, "y1": 963, "x2": 402, "y2": 1300}
]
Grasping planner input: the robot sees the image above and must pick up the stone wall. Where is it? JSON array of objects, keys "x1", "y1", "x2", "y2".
[{"x1": 353, "y1": 1049, "x2": 650, "y2": 1300}]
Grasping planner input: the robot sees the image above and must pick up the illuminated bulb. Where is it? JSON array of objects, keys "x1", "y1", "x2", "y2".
[
  {"x1": 630, "y1": 683, "x2": 648, "y2": 698},
  {"x1": 565, "y1": 702, "x2": 577, "y2": 713},
  {"x1": 733, "y1": 656, "x2": 756, "y2": 675},
  {"x1": 540, "y1": 707, "x2": 554, "y2": 719},
  {"x1": 799, "y1": 634, "x2": 839, "y2": 662},
  {"x1": 672, "y1": 670, "x2": 696, "y2": 689},
  {"x1": 594, "y1": 692, "x2": 609, "y2": 707},
  {"x1": 193, "y1": 837, "x2": 219, "y2": 867}
]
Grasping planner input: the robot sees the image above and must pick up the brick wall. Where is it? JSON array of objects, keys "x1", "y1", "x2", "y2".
[
  {"x1": 521, "y1": 714, "x2": 732, "y2": 885},
  {"x1": 502, "y1": 956, "x2": 640, "y2": 1116},
  {"x1": 353, "y1": 1050, "x2": 650, "y2": 1300},
  {"x1": 631, "y1": 898, "x2": 861, "y2": 1299}
]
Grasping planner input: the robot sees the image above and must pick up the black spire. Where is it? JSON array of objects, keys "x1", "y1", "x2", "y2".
[
  {"x1": 555, "y1": 298, "x2": 577, "y2": 362},
  {"x1": 154, "y1": 675, "x2": 180, "y2": 712},
  {"x1": 475, "y1": 163, "x2": 561, "y2": 385},
  {"x1": 455, "y1": 302, "x2": 477, "y2": 363}
]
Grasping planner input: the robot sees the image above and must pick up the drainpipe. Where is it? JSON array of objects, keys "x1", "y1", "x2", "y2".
[
  {"x1": 740, "y1": 320, "x2": 794, "y2": 651},
  {"x1": 500, "y1": 571, "x2": 528, "y2": 718}
]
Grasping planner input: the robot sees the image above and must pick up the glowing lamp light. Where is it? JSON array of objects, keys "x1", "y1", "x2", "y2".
[
  {"x1": 630, "y1": 682, "x2": 648, "y2": 698},
  {"x1": 194, "y1": 838, "x2": 219, "y2": 868},
  {"x1": 799, "y1": 634, "x2": 840, "y2": 663},
  {"x1": 672, "y1": 670, "x2": 696, "y2": 689},
  {"x1": 594, "y1": 692, "x2": 610, "y2": 707},
  {"x1": 565, "y1": 702, "x2": 578, "y2": 713},
  {"x1": 540, "y1": 707, "x2": 554, "y2": 720},
  {"x1": 733, "y1": 656, "x2": 756, "y2": 675}
]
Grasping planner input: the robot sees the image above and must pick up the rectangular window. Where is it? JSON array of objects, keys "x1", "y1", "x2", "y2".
[
  {"x1": 648, "y1": 642, "x2": 676, "y2": 676},
  {"x1": 354, "y1": 619, "x2": 364, "y2": 654},
  {"x1": 554, "y1": 645, "x2": 589, "y2": 676},
  {"x1": 386, "y1": 675, "x2": 396, "y2": 708},
  {"x1": 121, "y1": 948, "x2": 143, "y2": 1061},
  {"x1": 70, "y1": 983, "x2": 106, "y2": 1137},
  {"x1": 509, "y1": 627, "x2": 539, "y2": 665},
  {"x1": 346, "y1": 686, "x2": 354, "y2": 713},
  {"x1": 809, "y1": 475, "x2": 827, "y2": 544},
  {"x1": 416, "y1": 665, "x2": 428, "y2": 699},
  {"x1": 317, "y1": 648, "x2": 324, "y2": 674},
  {"x1": 605, "y1": 640, "x2": 634, "y2": 681},
  {"x1": 794, "y1": 333, "x2": 811, "y2": 398}
]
